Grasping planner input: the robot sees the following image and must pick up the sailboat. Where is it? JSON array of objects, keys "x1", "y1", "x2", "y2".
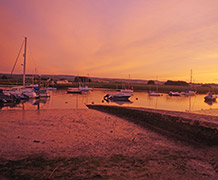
[
  {"x1": 6, "y1": 37, "x2": 38, "y2": 99},
  {"x1": 181, "y1": 69, "x2": 196, "y2": 96},
  {"x1": 148, "y1": 78, "x2": 162, "y2": 96}
]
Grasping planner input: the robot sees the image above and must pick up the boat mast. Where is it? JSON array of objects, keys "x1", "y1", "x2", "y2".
[
  {"x1": 190, "y1": 69, "x2": 192, "y2": 84},
  {"x1": 23, "y1": 37, "x2": 27, "y2": 86}
]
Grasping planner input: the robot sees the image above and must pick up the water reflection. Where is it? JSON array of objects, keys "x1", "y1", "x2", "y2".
[
  {"x1": 0, "y1": 97, "x2": 50, "y2": 110},
  {"x1": 1, "y1": 89, "x2": 218, "y2": 114},
  {"x1": 204, "y1": 100, "x2": 217, "y2": 106},
  {"x1": 0, "y1": 102, "x2": 18, "y2": 109}
]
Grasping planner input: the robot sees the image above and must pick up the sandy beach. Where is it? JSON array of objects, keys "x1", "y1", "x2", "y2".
[{"x1": 0, "y1": 109, "x2": 218, "y2": 179}]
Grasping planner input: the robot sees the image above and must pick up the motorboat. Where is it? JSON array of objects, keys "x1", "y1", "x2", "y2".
[
  {"x1": 104, "y1": 92, "x2": 133, "y2": 101},
  {"x1": 168, "y1": 91, "x2": 180, "y2": 96},
  {"x1": 67, "y1": 87, "x2": 82, "y2": 94},
  {"x1": 204, "y1": 92, "x2": 217, "y2": 101}
]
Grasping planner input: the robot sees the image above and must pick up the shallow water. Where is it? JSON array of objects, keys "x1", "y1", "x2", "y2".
[{"x1": 1, "y1": 89, "x2": 218, "y2": 115}]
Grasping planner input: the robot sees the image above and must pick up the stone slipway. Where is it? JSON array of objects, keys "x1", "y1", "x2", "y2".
[{"x1": 87, "y1": 104, "x2": 218, "y2": 145}]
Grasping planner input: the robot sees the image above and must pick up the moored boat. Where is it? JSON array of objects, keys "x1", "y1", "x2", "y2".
[
  {"x1": 168, "y1": 91, "x2": 180, "y2": 96},
  {"x1": 104, "y1": 92, "x2": 133, "y2": 101},
  {"x1": 120, "y1": 89, "x2": 133, "y2": 93},
  {"x1": 148, "y1": 91, "x2": 162, "y2": 96},
  {"x1": 67, "y1": 87, "x2": 82, "y2": 94},
  {"x1": 78, "y1": 85, "x2": 92, "y2": 92},
  {"x1": 181, "y1": 89, "x2": 196, "y2": 96},
  {"x1": 5, "y1": 86, "x2": 38, "y2": 99}
]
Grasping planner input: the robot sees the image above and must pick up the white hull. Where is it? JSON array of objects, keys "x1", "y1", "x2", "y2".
[
  {"x1": 79, "y1": 86, "x2": 92, "y2": 92},
  {"x1": 169, "y1": 91, "x2": 180, "y2": 96}
]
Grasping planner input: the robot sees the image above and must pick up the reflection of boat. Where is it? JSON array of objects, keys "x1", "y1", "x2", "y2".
[
  {"x1": 104, "y1": 92, "x2": 133, "y2": 101},
  {"x1": 181, "y1": 89, "x2": 196, "y2": 96},
  {"x1": 148, "y1": 91, "x2": 162, "y2": 96},
  {"x1": 169, "y1": 91, "x2": 180, "y2": 96},
  {"x1": 0, "y1": 101, "x2": 18, "y2": 109},
  {"x1": 204, "y1": 93, "x2": 217, "y2": 102},
  {"x1": 67, "y1": 87, "x2": 82, "y2": 94},
  {"x1": 204, "y1": 100, "x2": 217, "y2": 106}
]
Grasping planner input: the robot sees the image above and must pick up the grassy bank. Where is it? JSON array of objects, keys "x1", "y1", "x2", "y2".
[{"x1": 1, "y1": 150, "x2": 216, "y2": 180}]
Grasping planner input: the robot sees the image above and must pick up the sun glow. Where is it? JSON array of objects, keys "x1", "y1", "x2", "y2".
[{"x1": 1, "y1": 0, "x2": 218, "y2": 83}]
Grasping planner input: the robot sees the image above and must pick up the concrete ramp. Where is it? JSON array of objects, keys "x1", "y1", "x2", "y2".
[{"x1": 87, "y1": 104, "x2": 218, "y2": 146}]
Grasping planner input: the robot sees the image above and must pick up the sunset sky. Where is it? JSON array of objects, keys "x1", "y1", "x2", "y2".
[{"x1": 1, "y1": 0, "x2": 218, "y2": 83}]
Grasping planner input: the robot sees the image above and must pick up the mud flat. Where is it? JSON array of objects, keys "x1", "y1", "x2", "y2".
[{"x1": 0, "y1": 109, "x2": 218, "y2": 179}]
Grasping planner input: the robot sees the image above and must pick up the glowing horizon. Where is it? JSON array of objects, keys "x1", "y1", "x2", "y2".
[{"x1": 1, "y1": 0, "x2": 218, "y2": 83}]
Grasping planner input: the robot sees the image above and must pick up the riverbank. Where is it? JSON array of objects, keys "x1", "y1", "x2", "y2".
[
  {"x1": 0, "y1": 78, "x2": 217, "y2": 94},
  {"x1": 0, "y1": 109, "x2": 218, "y2": 179}
]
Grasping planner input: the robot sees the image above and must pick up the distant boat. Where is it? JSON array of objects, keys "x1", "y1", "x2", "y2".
[
  {"x1": 104, "y1": 92, "x2": 133, "y2": 101},
  {"x1": 46, "y1": 87, "x2": 57, "y2": 91},
  {"x1": 181, "y1": 70, "x2": 196, "y2": 96},
  {"x1": 120, "y1": 89, "x2": 133, "y2": 93},
  {"x1": 67, "y1": 87, "x2": 82, "y2": 94},
  {"x1": 204, "y1": 92, "x2": 217, "y2": 101},
  {"x1": 148, "y1": 91, "x2": 162, "y2": 96},
  {"x1": 78, "y1": 85, "x2": 92, "y2": 92},
  {"x1": 168, "y1": 91, "x2": 180, "y2": 96},
  {"x1": 181, "y1": 89, "x2": 196, "y2": 96}
]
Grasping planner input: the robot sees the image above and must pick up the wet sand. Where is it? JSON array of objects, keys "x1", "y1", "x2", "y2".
[{"x1": 0, "y1": 109, "x2": 218, "y2": 179}]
